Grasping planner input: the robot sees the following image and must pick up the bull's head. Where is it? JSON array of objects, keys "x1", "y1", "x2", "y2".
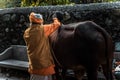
[{"x1": 52, "y1": 11, "x2": 71, "y2": 22}]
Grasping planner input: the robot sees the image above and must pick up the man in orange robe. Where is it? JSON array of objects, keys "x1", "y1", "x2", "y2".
[{"x1": 23, "y1": 12, "x2": 61, "y2": 80}]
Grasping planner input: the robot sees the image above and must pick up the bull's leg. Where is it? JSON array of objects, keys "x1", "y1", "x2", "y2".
[
  {"x1": 74, "y1": 66, "x2": 85, "y2": 80},
  {"x1": 61, "y1": 68, "x2": 67, "y2": 80},
  {"x1": 102, "y1": 64, "x2": 113, "y2": 80},
  {"x1": 54, "y1": 67, "x2": 63, "y2": 80},
  {"x1": 86, "y1": 65, "x2": 98, "y2": 80},
  {"x1": 74, "y1": 70, "x2": 85, "y2": 80},
  {"x1": 54, "y1": 67, "x2": 67, "y2": 80}
]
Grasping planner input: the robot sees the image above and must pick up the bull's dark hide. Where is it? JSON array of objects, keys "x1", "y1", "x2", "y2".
[{"x1": 49, "y1": 21, "x2": 114, "y2": 80}]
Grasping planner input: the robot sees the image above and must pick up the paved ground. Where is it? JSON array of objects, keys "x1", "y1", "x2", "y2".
[
  {"x1": 0, "y1": 74, "x2": 23, "y2": 80},
  {"x1": 0, "y1": 70, "x2": 105, "y2": 80},
  {"x1": 0, "y1": 74, "x2": 28, "y2": 80},
  {"x1": 0, "y1": 68, "x2": 116, "y2": 80},
  {"x1": 0, "y1": 68, "x2": 30, "y2": 80}
]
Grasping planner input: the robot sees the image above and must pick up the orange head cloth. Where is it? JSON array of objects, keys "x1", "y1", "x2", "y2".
[{"x1": 29, "y1": 12, "x2": 43, "y2": 24}]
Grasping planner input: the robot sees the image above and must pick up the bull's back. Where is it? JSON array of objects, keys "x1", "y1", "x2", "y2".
[{"x1": 50, "y1": 21, "x2": 113, "y2": 67}]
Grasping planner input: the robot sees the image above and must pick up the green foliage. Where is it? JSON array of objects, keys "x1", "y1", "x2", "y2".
[
  {"x1": 21, "y1": 0, "x2": 120, "y2": 7},
  {"x1": 6, "y1": 0, "x2": 21, "y2": 8},
  {"x1": 21, "y1": 0, "x2": 73, "y2": 7},
  {"x1": 0, "y1": 0, "x2": 6, "y2": 8},
  {"x1": 0, "y1": 0, "x2": 21, "y2": 9},
  {"x1": 0, "y1": 0, "x2": 120, "y2": 8}
]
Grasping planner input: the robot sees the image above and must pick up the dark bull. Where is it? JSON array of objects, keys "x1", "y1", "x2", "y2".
[{"x1": 49, "y1": 12, "x2": 114, "y2": 80}]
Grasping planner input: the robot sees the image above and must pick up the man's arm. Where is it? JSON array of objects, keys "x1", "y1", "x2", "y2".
[{"x1": 43, "y1": 18, "x2": 61, "y2": 36}]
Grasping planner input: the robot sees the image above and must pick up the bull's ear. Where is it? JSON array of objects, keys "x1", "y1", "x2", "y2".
[{"x1": 63, "y1": 12, "x2": 71, "y2": 21}]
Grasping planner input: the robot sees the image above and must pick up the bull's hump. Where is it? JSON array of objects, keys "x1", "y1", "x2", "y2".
[{"x1": 64, "y1": 21, "x2": 92, "y2": 28}]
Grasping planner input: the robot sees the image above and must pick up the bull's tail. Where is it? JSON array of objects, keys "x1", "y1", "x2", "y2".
[{"x1": 89, "y1": 21, "x2": 114, "y2": 80}]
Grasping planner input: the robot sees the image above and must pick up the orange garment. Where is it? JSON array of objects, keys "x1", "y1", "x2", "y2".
[
  {"x1": 44, "y1": 18, "x2": 61, "y2": 36},
  {"x1": 23, "y1": 18, "x2": 61, "y2": 76}
]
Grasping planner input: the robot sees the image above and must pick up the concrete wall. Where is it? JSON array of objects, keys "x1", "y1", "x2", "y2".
[{"x1": 0, "y1": 2, "x2": 120, "y2": 52}]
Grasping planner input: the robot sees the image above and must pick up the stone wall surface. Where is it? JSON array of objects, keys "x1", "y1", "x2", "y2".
[{"x1": 0, "y1": 2, "x2": 120, "y2": 52}]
